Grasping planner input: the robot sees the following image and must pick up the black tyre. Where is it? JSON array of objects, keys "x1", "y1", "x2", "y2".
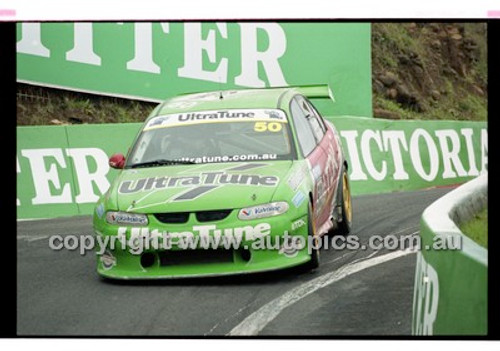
[{"x1": 306, "y1": 201, "x2": 320, "y2": 269}]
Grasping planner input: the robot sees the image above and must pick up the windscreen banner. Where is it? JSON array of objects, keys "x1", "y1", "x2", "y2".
[
  {"x1": 16, "y1": 22, "x2": 372, "y2": 117},
  {"x1": 16, "y1": 117, "x2": 487, "y2": 219}
]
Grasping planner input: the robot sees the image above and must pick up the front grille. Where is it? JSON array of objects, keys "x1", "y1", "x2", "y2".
[
  {"x1": 158, "y1": 249, "x2": 234, "y2": 266},
  {"x1": 154, "y1": 209, "x2": 232, "y2": 224},
  {"x1": 195, "y1": 209, "x2": 232, "y2": 222},
  {"x1": 154, "y1": 212, "x2": 190, "y2": 224}
]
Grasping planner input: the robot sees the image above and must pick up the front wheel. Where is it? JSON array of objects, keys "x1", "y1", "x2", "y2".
[{"x1": 336, "y1": 165, "x2": 353, "y2": 235}]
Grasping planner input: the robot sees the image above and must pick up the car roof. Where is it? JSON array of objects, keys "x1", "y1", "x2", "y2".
[{"x1": 153, "y1": 87, "x2": 297, "y2": 118}]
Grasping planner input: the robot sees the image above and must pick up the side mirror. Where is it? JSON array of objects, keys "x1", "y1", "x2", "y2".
[{"x1": 109, "y1": 153, "x2": 125, "y2": 169}]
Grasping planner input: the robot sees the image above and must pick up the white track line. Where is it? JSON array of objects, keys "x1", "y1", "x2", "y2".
[
  {"x1": 17, "y1": 217, "x2": 51, "y2": 222},
  {"x1": 17, "y1": 235, "x2": 49, "y2": 242},
  {"x1": 228, "y1": 248, "x2": 416, "y2": 336}
]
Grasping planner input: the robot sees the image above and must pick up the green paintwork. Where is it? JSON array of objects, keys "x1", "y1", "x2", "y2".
[
  {"x1": 91, "y1": 88, "x2": 321, "y2": 278},
  {"x1": 110, "y1": 162, "x2": 295, "y2": 213},
  {"x1": 93, "y1": 160, "x2": 314, "y2": 279},
  {"x1": 156, "y1": 87, "x2": 299, "y2": 116}
]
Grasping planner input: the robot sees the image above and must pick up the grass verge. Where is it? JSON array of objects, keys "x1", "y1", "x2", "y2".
[{"x1": 459, "y1": 208, "x2": 488, "y2": 248}]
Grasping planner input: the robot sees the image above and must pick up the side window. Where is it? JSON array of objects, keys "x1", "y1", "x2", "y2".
[
  {"x1": 298, "y1": 96, "x2": 325, "y2": 142},
  {"x1": 305, "y1": 99, "x2": 327, "y2": 134},
  {"x1": 290, "y1": 98, "x2": 317, "y2": 157}
]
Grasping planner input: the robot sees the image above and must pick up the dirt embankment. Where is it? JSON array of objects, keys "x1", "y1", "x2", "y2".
[{"x1": 372, "y1": 23, "x2": 487, "y2": 121}]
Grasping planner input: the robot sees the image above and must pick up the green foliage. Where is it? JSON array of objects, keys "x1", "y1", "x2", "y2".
[
  {"x1": 463, "y1": 23, "x2": 488, "y2": 85},
  {"x1": 460, "y1": 208, "x2": 488, "y2": 248},
  {"x1": 17, "y1": 84, "x2": 156, "y2": 126}
]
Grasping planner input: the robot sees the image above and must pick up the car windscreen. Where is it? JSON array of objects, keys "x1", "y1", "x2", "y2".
[{"x1": 126, "y1": 109, "x2": 295, "y2": 167}]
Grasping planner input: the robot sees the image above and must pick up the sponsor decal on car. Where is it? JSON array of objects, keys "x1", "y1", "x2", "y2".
[
  {"x1": 119, "y1": 171, "x2": 280, "y2": 194},
  {"x1": 106, "y1": 211, "x2": 149, "y2": 226},
  {"x1": 96, "y1": 203, "x2": 105, "y2": 218},
  {"x1": 118, "y1": 222, "x2": 272, "y2": 242},
  {"x1": 287, "y1": 165, "x2": 306, "y2": 191},
  {"x1": 265, "y1": 110, "x2": 283, "y2": 119},
  {"x1": 177, "y1": 153, "x2": 278, "y2": 164},
  {"x1": 292, "y1": 191, "x2": 307, "y2": 208},
  {"x1": 291, "y1": 218, "x2": 306, "y2": 230},
  {"x1": 241, "y1": 209, "x2": 251, "y2": 217},
  {"x1": 238, "y1": 202, "x2": 289, "y2": 220},
  {"x1": 144, "y1": 109, "x2": 287, "y2": 131},
  {"x1": 312, "y1": 164, "x2": 322, "y2": 181}
]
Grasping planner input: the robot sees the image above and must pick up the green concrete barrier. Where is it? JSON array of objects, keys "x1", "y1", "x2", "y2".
[
  {"x1": 328, "y1": 117, "x2": 487, "y2": 195},
  {"x1": 17, "y1": 117, "x2": 487, "y2": 219},
  {"x1": 412, "y1": 174, "x2": 488, "y2": 335}
]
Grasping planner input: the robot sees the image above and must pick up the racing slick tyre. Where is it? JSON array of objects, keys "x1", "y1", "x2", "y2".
[
  {"x1": 306, "y1": 201, "x2": 320, "y2": 270},
  {"x1": 336, "y1": 165, "x2": 353, "y2": 236}
]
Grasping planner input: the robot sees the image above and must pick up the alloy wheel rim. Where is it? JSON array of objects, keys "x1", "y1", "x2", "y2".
[{"x1": 343, "y1": 172, "x2": 352, "y2": 223}]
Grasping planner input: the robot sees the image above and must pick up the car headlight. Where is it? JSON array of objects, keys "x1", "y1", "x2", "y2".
[
  {"x1": 106, "y1": 211, "x2": 148, "y2": 226},
  {"x1": 238, "y1": 202, "x2": 289, "y2": 220}
]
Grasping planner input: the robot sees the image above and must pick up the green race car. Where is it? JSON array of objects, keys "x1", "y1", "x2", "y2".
[{"x1": 93, "y1": 85, "x2": 352, "y2": 279}]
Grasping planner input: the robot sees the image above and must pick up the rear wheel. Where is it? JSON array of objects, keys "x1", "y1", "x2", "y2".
[
  {"x1": 306, "y1": 201, "x2": 320, "y2": 269},
  {"x1": 336, "y1": 165, "x2": 352, "y2": 235}
]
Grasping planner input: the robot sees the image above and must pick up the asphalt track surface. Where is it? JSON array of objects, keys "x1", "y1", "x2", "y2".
[{"x1": 17, "y1": 187, "x2": 454, "y2": 336}]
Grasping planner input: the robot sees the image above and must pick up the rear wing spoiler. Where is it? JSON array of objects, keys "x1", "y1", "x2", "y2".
[
  {"x1": 293, "y1": 84, "x2": 335, "y2": 103},
  {"x1": 175, "y1": 84, "x2": 335, "y2": 103}
]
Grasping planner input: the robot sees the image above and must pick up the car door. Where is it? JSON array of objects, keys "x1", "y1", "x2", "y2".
[
  {"x1": 289, "y1": 96, "x2": 332, "y2": 233},
  {"x1": 303, "y1": 97, "x2": 342, "y2": 216}
]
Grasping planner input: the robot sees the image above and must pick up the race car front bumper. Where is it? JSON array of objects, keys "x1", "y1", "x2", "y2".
[{"x1": 94, "y1": 211, "x2": 312, "y2": 279}]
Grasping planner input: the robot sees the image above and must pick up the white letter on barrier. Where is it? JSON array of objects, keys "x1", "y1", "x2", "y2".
[
  {"x1": 361, "y1": 130, "x2": 387, "y2": 181},
  {"x1": 480, "y1": 128, "x2": 488, "y2": 174},
  {"x1": 339, "y1": 131, "x2": 368, "y2": 180},
  {"x1": 126, "y1": 22, "x2": 170, "y2": 74},
  {"x1": 460, "y1": 128, "x2": 479, "y2": 177},
  {"x1": 235, "y1": 23, "x2": 288, "y2": 87},
  {"x1": 423, "y1": 263, "x2": 439, "y2": 335},
  {"x1": 178, "y1": 23, "x2": 228, "y2": 83},
  {"x1": 66, "y1": 148, "x2": 111, "y2": 203},
  {"x1": 382, "y1": 130, "x2": 409, "y2": 180},
  {"x1": 435, "y1": 129, "x2": 467, "y2": 179},
  {"x1": 17, "y1": 157, "x2": 21, "y2": 206},
  {"x1": 17, "y1": 23, "x2": 50, "y2": 57},
  {"x1": 66, "y1": 23, "x2": 101, "y2": 65},
  {"x1": 21, "y1": 149, "x2": 72, "y2": 205},
  {"x1": 410, "y1": 129, "x2": 439, "y2": 182}
]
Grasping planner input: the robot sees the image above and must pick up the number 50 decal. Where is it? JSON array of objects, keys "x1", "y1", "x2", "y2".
[{"x1": 254, "y1": 122, "x2": 283, "y2": 132}]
